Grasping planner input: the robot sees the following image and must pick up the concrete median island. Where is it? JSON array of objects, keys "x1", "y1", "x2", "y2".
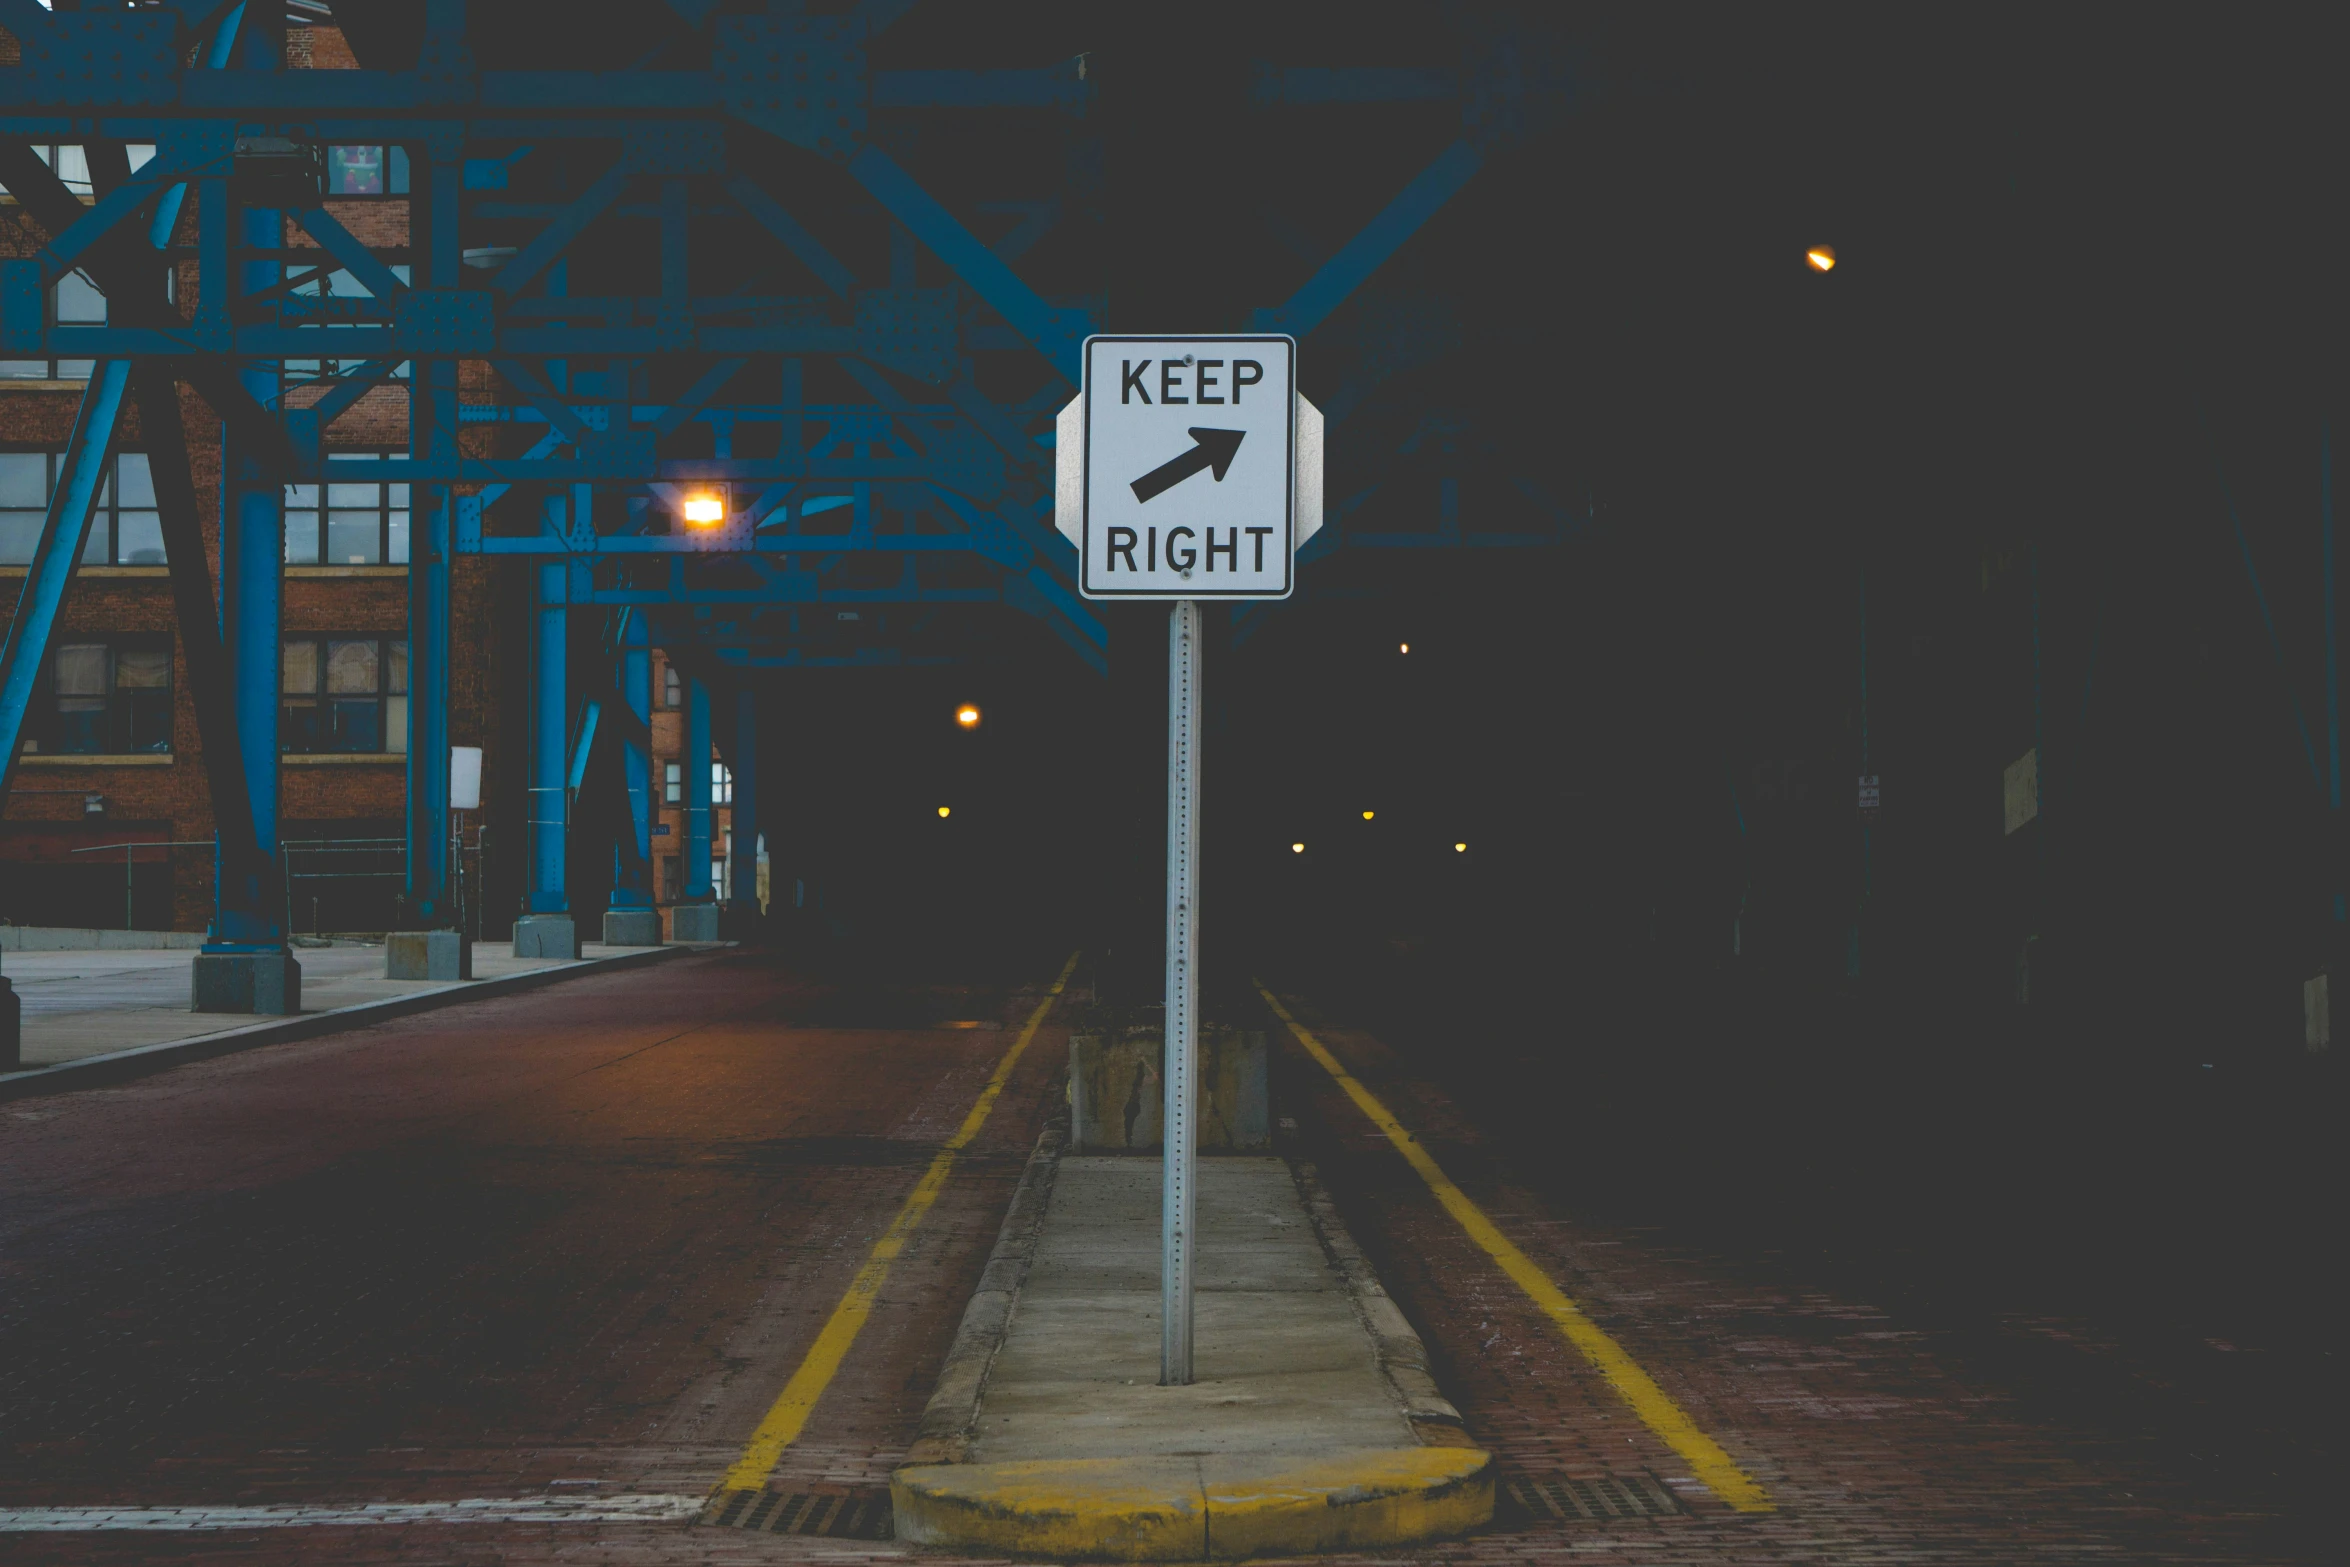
[{"x1": 892, "y1": 1125, "x2": 1491, "y2": 1559}]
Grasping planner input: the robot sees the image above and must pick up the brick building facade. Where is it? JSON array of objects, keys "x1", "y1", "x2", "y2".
[{"x1": 0, "y1": 22, "x2": 725, "y2": 939}]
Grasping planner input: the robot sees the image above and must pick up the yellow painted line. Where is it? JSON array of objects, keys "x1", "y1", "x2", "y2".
[
  {"x1": 715, "y1": 952, "x2": 1081, "y2": 1494},
  {"x1": 1255, "y1": 982, "x2": 1774, "y2": 1514}
]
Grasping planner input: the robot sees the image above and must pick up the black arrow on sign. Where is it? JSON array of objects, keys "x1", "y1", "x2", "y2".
[{"x1": 1129, "y1": 427, "x2": 1246, "y2": 503}]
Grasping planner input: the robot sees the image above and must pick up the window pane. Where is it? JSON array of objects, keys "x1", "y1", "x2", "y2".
[
  {"x1": 281, "y1": 698, "x2": 322, "y2": 753},
  {"x1": 285, "y1": 483, "x2": 320, "y2": 506},
  {"x1": 0, "y1": 453, "x2": 47, "y2": 507},
  {"x1": 284, "y1": 510, "x2": 320, "y2": 564},
  {"x1": 388, "y1": 483, "x2": 410, "y2": 506},
  {"x1": 328, "y1": 145, "x2": 384, "y2": 195},
  {"x1": 53, "y1": 701, "x2": 104, "y2": 753},
  {"x1": 115, "y1": 453, "x2": 155, "y2": 505},
  {"x1": 55, "y1": 360, "x2": 96, "y2": 380},
  {"x1": 282, "y1": 638, "x2": 318, "y2": 694},
  {"x1": 326, "y1": 511, "x2": 380, "y2": 563},
  {"x1": 387, "y1": 510, "x2": 410, "y2": 564},
  {"x1": 116, "y1": 510, "x2": 165, "y2": 564},
  {"x1": 329, "y1": 698, "x2": 380, "y2": 752},
  {"x1": 385, "y1": 695, "x2": 409, "y2": 754},
  {"x1": 0, "y1": 512, "x2": 40, "y2": 565},
  {"x1": 115, "y1": 648, "x2": 170, "y2": 689},
  {"x1": 79, "y1": 514, "x2": 109, "y2": 564},
  {"x1": 126, "y1": 690, "x2": 172, "y2": 753},
  {"x1": 55, "y1": 145, "x2": 90, "y2": 194},
  {"x1": 326, "y1": 482, "x2": 380, "y2": 507},
  {"x1": 325, "y1": 639, "x2": 378, "y2": 693},
  {"x1": 55, "y1": 644, "x2": 107, "y2": 696},
  {"x1": 128, "y1": 144, "x2": 157, "y2": 172},
  {"x1": 55, "y1": 271, "x2": 106, "y2": 324},
  {"x1": 0, "y1": 361, "x2": 53, "y2": 379},
  {"x1": 387, "y1": 641, "x2": 409, "y2": 695}
]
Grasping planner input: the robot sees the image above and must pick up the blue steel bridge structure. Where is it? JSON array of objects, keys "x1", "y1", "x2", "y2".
[{"x1": 0, "y1": 0, "x2": 1582, "y2": 975}]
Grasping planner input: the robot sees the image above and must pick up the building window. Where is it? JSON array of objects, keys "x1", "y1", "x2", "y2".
[
  {"x1": 326, "y1": 145, "x2": 410, "y2": 197},
  {"x1": 283, "y1": 268, "x2": 412, "y2": 385},
  {"x1": 663, "y1": 664, "x2": 682, "y2": 707},
  {"x1": 660, "y1": 856, "x2": 682, "y2": 903},
  {"x1": 21, "y1": 639, "x2": 172, "y2": 756},
  {"x1": 0, "y1": 452, "x2": 162, "y2": 566},
  {"x1": 10, "y1": 143, "x2": 157, "y2": 199},
  {"x1": 713, "y1": 761, "x2": 733, "y2": 804},
  {"x1": 0, "y1": 269, "x2": 106, "y2": 381},
  {"x1": 284, "y1": 455, "x2": 410, "y2": 565},
  {"x1": 282, "y1": 636, "x2": 409, "y2": 754},
  {"x1": 663, "y1": 761, "x2": 683, "y2": 804}
]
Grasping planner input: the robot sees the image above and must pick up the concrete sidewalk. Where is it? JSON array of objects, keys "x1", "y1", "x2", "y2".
[
  {"x1": 891, "y1": 1150, "x2": 1491, "y2": 1559},
  {"x1": 1, "y1": 939, "x2": 712, "y2": 1096}
]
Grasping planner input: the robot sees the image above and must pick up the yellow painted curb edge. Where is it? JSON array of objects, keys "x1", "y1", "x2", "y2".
[{"x1": 891, "y1": 1447, "x2": 1493, "y2": 1561}]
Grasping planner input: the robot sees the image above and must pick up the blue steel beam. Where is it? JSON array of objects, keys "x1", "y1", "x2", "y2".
[
  {"x1": 0, "y1": 361, "x2": 130, "y2": 804},
  {"x1": 528, "y1": 562, "x2": 569, "y2": 915},
  {"x1": 610, "y1": 607, "x2": 656, "y2": 914},
  {"x1": 1251, "y1": 139, "x2": 1484, "y2": 340}
]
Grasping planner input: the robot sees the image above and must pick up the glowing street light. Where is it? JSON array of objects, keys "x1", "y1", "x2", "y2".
[
  {"x1": 937, "y1": 805, "x2": 951, "y2": 818},
  {"x1": 1361, "y1": 810, "x2": 1375, "y2": 820},
  {"x1": 1399, "y1": 642, "x2": 1410, "y2": 654},
  {"x1": 1805, "y1": 245, "x2": 1836, "y2": 273},
  {"x1": 1454, "y1": 842, "x2": 1467, "y2": 853},
  {"x1": 955, "y1": 704, "x2": 982, "y2": 729},
  {"x1": 681, "y1": 491, "x2": 726, "y2": 526},
  {"x1": 1291, "y1": 842, "x2": 1304, "y2": 854}
]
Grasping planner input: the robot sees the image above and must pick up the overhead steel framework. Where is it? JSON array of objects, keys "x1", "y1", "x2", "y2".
[{"x1": 0, "y1": 0, "x2": 1582, "y2": 968}]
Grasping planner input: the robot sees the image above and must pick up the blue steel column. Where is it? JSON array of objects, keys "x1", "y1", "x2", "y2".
[
  {"x1": 405, "y1": 131, "x2": 463, "y2": 926},
  {"x1": 684, "y1": 676, "x2": 713, "y2": 901},
  {"x1": 528, "y1": 562, "x2": 569, "y2": 914},
  {"x1": 0, "y1": 363, "x2": 130, "y2": 801},
  {"x1": 611, "y1": 610, "x2": 655, "y2": 913},
  {"x1": 729, "y1": 684, "x2": 759, "y2": 920},
  {"x1": 209, "y1": 21, "x2": 289, "y2": 956}
]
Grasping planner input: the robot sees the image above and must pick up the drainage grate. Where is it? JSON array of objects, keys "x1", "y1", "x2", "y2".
[
  {"x1": 1504, "y1": 1473, "x2": 1684, "y2": 1522},
  {"x1": 701, "y1": 1488, "x2": 893, "y2": 1537}
]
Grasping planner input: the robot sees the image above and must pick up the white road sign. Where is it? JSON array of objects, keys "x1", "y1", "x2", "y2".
[{"x1": 1055, "y1": 334, "x2": 1320, "y2": 600}]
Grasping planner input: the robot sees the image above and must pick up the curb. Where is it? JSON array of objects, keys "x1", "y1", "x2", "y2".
[
  {"x1": 902, "y1": 1103, "x2": 1068, "y2": 1466},
  {"x1": 892, "y1": 1448, "x2": 1493, "y2": 1561},
  {"x1": 1289, "y1": 1156, "x2": 1474, "y2": 1444},
  {"x1": 0, "y1": 942, "x2": 717, "y2": 1104}
]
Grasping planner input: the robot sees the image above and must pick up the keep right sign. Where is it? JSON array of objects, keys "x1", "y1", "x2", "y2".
[{"x1": 1055, "y1": 334, "x2": 1322, "y2": 600}]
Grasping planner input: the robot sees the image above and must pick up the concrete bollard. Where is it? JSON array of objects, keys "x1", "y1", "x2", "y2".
[
  {"x1": 385, "y1": 930, "x2": 474, "y2": 981},
  {"x1": 1069, "y1": 1027, "x2": 1268, "y2": 1154},
  {"x1": 669, "y1": 902, "x2": 720, "y2": 942},
  {"x1": 190, "y1": 950, "x2": 302, "y2": 1015},
  {"x1": 511, "y1": 914, "x2": 580, "y2": 960},
  {"x1": 602, "y1": 907, "x2": 662, "y2": 947}
]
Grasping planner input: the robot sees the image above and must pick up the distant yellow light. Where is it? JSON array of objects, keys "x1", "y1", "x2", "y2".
[
  {"x1": 1361, "y1": 810, "x2": 1375, "y2": 820},
  {"x1": 682, "y1": 492, "x2": 725, "y2": 526},
  {"x1": 1291, "y1": 842, "x2": 1304, "y2": 853},
  {"x1": 1399, "y1": 642, "x2": 1410, "y2": 654},
  {"x1": 955, "y1": 704, "x2": 982, "y2": 729},
  {"x1": 1805, "y1": 246, "x2": 1836, "y2": 273},
  {"x1": 937, "y1": 806, "x2": 951, "y2": 818},
  {"x1": 1454, "y1": 842, "x2": 1467, "y2": 853}
]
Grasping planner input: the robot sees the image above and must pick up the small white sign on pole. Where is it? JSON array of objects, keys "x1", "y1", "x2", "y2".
[{"x1": 450, "y1": 746, "x2": 483, "y2": 812}]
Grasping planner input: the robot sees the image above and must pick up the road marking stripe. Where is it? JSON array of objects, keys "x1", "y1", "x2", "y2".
[
  {"x1": 715, "y1": 951, "x2": 1081, "y2": 1494},
  {"x1": 1256, "y1": 983, "x2": 1774, "y2": 1514},
  {"x1": 0, "y1": 1496, "x2": 704, "y2": 1531}
]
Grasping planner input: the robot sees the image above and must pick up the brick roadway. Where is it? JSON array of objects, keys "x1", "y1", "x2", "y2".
[
  {"x1": 0, "y1": 946, "x2": 1075, "y2": 1564},
  {"x1": 1, "y1": 964, "x2": 2328, "y2": 1566}
]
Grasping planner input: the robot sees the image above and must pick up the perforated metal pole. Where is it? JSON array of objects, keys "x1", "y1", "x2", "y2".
[{"x1": 1162, "y1": 598, "x2": 1202, "y2": 1386}]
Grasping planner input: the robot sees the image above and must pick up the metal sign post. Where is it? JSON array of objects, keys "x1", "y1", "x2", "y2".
[
  {"x1": 1057, "y1": 333, "x2": 1321, "y2": 1388},
  {"x1": 1161, "y1": 598, "x2": 1203, "y2": 1384}
]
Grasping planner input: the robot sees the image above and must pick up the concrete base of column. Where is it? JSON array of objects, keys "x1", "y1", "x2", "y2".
[
  {"x1": 1, "y1": 975, "x2": 19, "y2": 1072},
  {"x1": 386, "y1": 930, "x2": 474, "y2": 981},
  {"x1": 602, "y1": 907, "x2": 662, "y2": 947},
  {"x1": 669, "y1": 903, "x2": 720, "y2": 942},
  {"x1": 512, "y1": 914, "x2": 580, "y2": 960},
  {"x1": 191, "y1": 950, "x2": 302, "y2": 1015}
]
